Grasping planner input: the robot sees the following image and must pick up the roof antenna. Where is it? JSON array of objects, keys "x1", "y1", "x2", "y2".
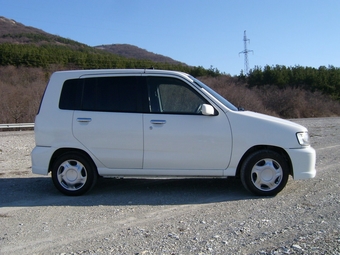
[{"x1": 144, "y1": 66, "x2": 154, "y2": 73}]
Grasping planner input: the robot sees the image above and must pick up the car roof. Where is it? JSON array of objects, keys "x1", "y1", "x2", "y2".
[{"x1": 52, "y1": 69, "x2": 191, "y2": 80}]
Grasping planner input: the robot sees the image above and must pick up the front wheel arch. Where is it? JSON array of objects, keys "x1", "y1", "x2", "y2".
[
  {"x1": 240, "y1": 149, "x2": 290, "y2": 196},
  {"x1": 236, "y1": 145, "x2": 293, "y2": 178}
]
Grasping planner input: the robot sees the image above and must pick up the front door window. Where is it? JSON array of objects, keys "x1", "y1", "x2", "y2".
[{"x1": 147, "y1": 77, "x2": 207, "y2": 114}]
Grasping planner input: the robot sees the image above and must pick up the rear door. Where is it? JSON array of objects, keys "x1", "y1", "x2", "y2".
[
  {"x1": 143, "y1": 76, "x2": 232, "y2": 172},
  {"x1": 72, "y1": 76, "x2": 148, "y2": 169}
]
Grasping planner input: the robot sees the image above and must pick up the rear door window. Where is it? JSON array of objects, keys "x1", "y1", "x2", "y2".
[{"x1": 60, "y1": 76, "x2": 148, "y2": 113}]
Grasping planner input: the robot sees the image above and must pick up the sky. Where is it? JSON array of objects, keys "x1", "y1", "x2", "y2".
[{"x1": 1, "y1": 0, "x2": 340, "y2": 75}]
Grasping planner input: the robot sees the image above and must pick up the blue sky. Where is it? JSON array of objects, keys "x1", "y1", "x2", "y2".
[{"x1": 1, "y1": 0, "x2": 340, "y2": 75}]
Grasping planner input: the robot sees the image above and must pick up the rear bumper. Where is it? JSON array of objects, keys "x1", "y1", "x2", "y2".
[
  {"x1": 286, "y1": 146, "x2": 316, "y2": 180},
  {"x1": 31, "y1": 146, "x2": 54, "y2": 175}
]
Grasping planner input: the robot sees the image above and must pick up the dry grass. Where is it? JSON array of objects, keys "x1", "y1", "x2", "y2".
[
  {"x1": 0, "y1": 67, "x2": 339, "y2": 123},
  {"x1": 200, "y1": 76, "x2": 340, "y2": 118}
]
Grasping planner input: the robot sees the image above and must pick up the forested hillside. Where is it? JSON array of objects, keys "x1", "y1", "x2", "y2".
[
  {"x1": 247, "y1": 65, "x2": 340, "y2": 100},
  {"x1": 0, "y1": 16, "x2": 218, "y2": 76},
  {"x1": 95, "y1": 44, "x2": 185, "y2": 65}
]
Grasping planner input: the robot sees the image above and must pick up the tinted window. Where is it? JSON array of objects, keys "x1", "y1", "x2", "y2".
[
  {"x1": 59, "y1": 79, "x2": 82, "y2": 110},
  {"x1": 59, "y1": 76, "x2": 148, "y2": 113}
]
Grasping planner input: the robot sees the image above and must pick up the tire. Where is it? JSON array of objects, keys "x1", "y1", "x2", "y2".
[
  {"x1": 51, "y1": 152, "x2": 97, "y2": 196},
  {"x1": 240, "y1": 150, "x2": 289, "y2": 196}
]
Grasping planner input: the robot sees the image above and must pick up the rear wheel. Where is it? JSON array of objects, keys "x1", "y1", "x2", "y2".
[
  {"x1": 51, "y1": 152, "x2": 97, "y2": 196},
  {"x1": 240, "y1": 150, "x2": 289, "y2": 196}
]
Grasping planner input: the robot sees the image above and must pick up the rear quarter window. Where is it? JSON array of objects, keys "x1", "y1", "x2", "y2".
[{"x1": 59, "y1": 79, "x2": 82, "y2": 110}]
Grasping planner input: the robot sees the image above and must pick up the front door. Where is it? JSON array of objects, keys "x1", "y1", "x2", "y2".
[{"x1": 143, "y1": 76, "x2": 232, "y2": 172}]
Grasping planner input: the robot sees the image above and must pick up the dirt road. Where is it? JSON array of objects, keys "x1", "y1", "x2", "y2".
[{"x1": 0, "y1": 118, "x2": 339, "y2": 254}]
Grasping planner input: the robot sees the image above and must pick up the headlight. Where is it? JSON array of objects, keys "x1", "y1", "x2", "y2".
[{"x1": 296, "y1": 132, "x2": 310, "y2": 146}]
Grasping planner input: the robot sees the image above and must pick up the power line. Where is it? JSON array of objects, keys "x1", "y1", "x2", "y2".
[{"x1": 239, "y1": 30, "x2": 253, "y2": 75}]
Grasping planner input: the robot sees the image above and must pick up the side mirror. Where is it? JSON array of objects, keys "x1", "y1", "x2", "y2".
[{"x1": 201, "y1": 104, "x2": 215, "y2": 116}]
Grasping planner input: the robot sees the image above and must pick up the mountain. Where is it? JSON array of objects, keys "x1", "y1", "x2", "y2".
[
  {"x1": 0, "y1": 16, "x2": 92, "y2": 49},
  {"x1": 0, "y1": 16, "x2": 184, "y2": 65},
  {"x1": 0, "y1": 16, "x2": 48, "y2": 41},
  {"x1": 95, "y1": 44, "x2": 185, "y2": 65}
]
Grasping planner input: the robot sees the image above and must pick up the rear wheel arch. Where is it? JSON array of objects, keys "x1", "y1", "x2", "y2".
[
  {"x1": 49, "y1": 148, "x2": 98, "y2": 175},
  {"x1": 50, "y1": 149, "x2": 98, "y2": 196}
]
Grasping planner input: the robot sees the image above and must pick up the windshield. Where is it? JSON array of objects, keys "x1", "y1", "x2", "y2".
[{"x1": 191, "y1": 77, "x2": 238, "y2": 111}]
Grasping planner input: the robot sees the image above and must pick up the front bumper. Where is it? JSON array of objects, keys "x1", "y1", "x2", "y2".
[{"x1": 286, "y1": 146, "x2": 316, "y2": 180}]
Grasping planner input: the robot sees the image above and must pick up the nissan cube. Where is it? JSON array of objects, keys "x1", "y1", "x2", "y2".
[{"x1": 31, "y1": 69, "x2": 316, "y2": 196}]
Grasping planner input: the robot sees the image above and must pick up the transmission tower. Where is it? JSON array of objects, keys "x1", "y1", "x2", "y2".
[{"x1": 239, "y1": 30, "x2": 253, "y2": 75}]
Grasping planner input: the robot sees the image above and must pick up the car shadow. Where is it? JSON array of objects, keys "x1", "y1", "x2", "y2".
[{"x1": 0, "y1": 176, "x2": 258, "y2": 208}]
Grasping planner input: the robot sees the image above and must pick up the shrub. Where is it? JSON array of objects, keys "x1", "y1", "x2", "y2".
[
  {"x1": 0, "y1": 67, "x2": 339, "y2": 123},
  {"x1": 199, "y1": 75, "x2": 340, "y2": 119}
]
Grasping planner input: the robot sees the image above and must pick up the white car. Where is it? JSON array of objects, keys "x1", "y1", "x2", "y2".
[{"x1": 31, "y1": 69, "x2": 316, "y2": 196}]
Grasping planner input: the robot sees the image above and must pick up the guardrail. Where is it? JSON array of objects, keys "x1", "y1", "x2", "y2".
[{"x1": 0, "y1": 123, "x2": 34, "y2": 130}]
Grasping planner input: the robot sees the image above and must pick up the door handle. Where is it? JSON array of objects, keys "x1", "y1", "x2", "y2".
[
  {"x1": 77, "y1": 118, "x2": 92, "y2": 123},
  {"x1": 150, "y1": 120, "x2": 166, "y2": 125}
]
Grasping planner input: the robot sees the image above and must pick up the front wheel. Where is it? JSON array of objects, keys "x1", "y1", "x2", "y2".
[
  {"x1": 240, "y1": 150, "x2": 289, "y2": 196},
  {"x1": 51, "y1": 152, "x2": 97, "y2": 196}
]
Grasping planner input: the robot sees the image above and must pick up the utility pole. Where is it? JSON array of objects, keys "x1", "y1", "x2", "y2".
[{"x1": 239, "y1": 30, "x2": 253, "y2": 75}]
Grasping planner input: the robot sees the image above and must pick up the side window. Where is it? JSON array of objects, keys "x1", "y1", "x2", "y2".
[
  {"x1": 147, "y1": 77, "x2": 207, "y2": 114},
  {"x1": 59, "y1": 76, "x2": 148, "y2": 113},
  {"x1": 59, "y1": 79, "x2": 82, "y2": 110},
  {"x1": 82, "y1": 76, "x2": 148, "y2": 113}
]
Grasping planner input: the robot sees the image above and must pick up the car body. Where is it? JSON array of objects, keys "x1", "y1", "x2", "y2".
[{"x1": 31, "y1": 69, "x2": 316, "y2": 196}]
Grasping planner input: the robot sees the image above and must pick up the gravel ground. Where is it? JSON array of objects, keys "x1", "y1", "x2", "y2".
[{"x1": 0, "y1": 117, "x2": 339, "y2": 255}]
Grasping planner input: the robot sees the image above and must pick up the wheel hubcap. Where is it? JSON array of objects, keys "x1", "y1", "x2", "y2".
[
  {"x1": 251, "y1": 158, "x2": 283, "y2": 191},
  {"x1": 57, "y1": 160, "x2": 87, "y2": 191}
]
